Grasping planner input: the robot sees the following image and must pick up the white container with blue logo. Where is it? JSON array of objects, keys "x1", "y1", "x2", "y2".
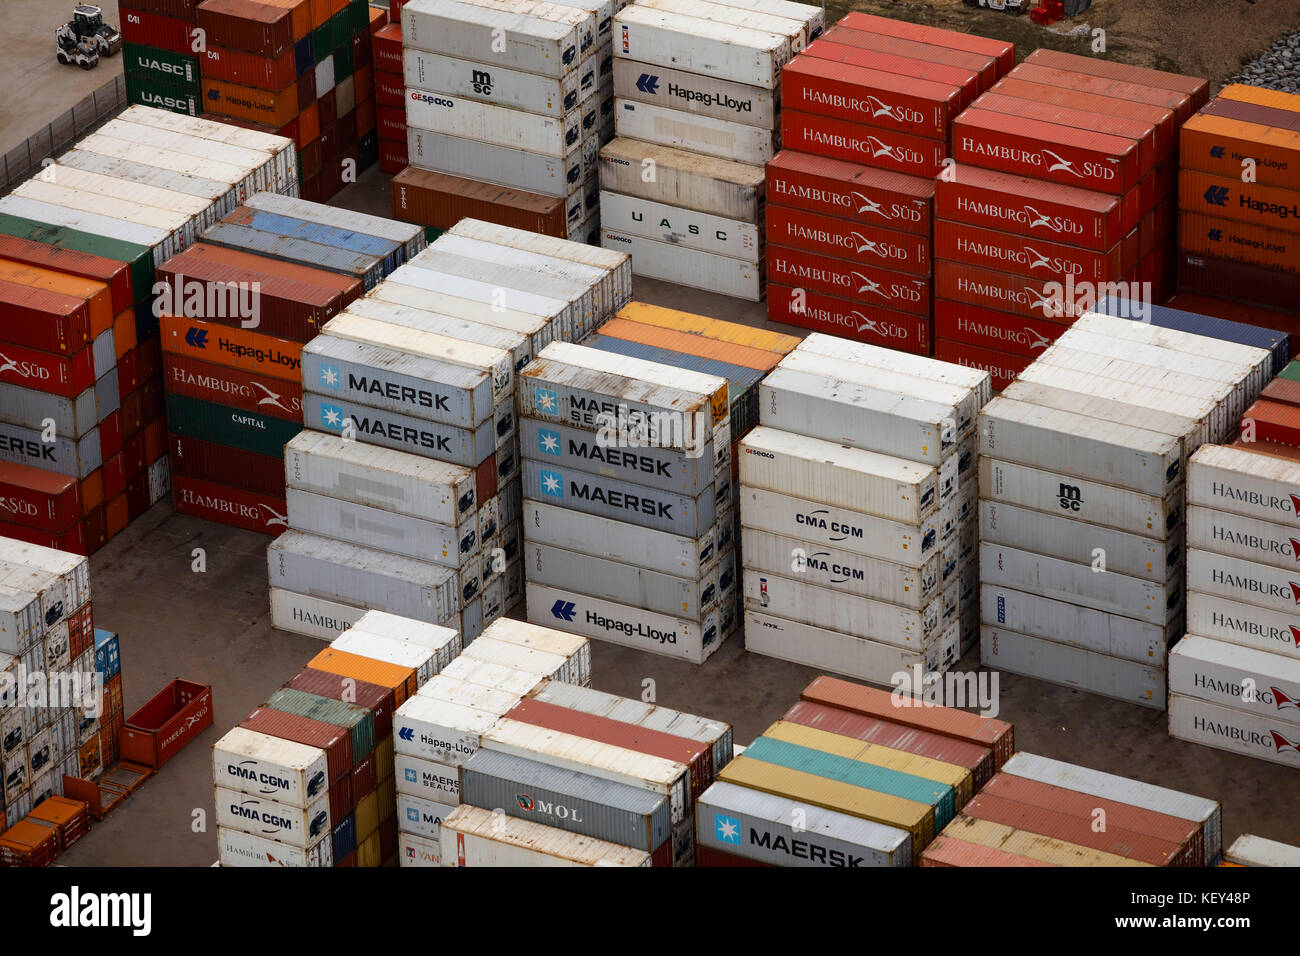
[
  {"x1": 212, "y1": 727, "x2": 330, "y2": 809},
  {"x1": 520, "y1": 417, "x2": 714, "y2": 496},
  {"x1": 523, "y1": 460, "x2": 716, "y2": 537},
  {"x1": 214, "y1": 785, "x2": 332, "y2": 850},
  {"x1": 394, "y1": 695, "x2": 497, "y2": 769}
]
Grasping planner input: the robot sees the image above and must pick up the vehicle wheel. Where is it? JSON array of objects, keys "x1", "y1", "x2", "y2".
[
  {"x1": 80, "y1": 59, "x2": 94, "y2": 69},
  {"x1": 57, "y1": 51, "x2": 68, "y2": 64}
]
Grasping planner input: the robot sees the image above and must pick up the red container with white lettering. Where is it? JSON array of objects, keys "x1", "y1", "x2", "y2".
[
  {"x1": 1004, "y1": 64, "x2": 1191, "y2": 127},
  {"x1": 934, "y1": 165, "x2": 1129, "y2": 250},
  {"x1": 801, "y1": 39, "x2": 980, "y2": 111},
  {"x1": 371, "y1": 23, "x2": 403, "y2": 74},
  {"x1": 119, "y1": 4, "x2": 195, "y2": 56},
  {"x1": 934, "y1": 338, "x2": 1027, "y2": 392},
  {"x1": 781, "y1": 57, "x2": 961, "y2": 141},
  {"x1": 171, "y1": 473, "x2": 287, "y2": 534},
  {"x1": 936, "y1": 260, "x2": 1082, "y2": 321},
  {"x1": 766, "y1": 204, "x2": 930, "y2": 275},
  {"x1": 782, "y1": 110, "x2": 947, "y2": 178},
  {"x1": 934, "y1": 299, "x2": 1069, "y2": 359},
  {"x1": 0, "y1": 282, "x2": 92, "y2": 355},
  {"x1": 164, "y1": 353, "x2": 304, "y2": 422},
  {"x1": 119, "y1": 679, "x2": 214, "y2": 770},
  {"x1": 377, "y1": 106, "x2": 408, "y2": 142},
  {"x1": 972, "y1": 92, "x2": 1157, "y2": 176},
  {"x1": 767, "y1": 284, "x2": 931, "y2": 354},
  {"x1": 168, "y1": 434, "x2": 286, "y2": 497},
  {"x1": 0, "y1": 338, "x2": 98, "y2": 398},
  {"x1": 374, "y1": 71, "x2": 406, "y2": 108},
  {"x1": 766, "y1": 245, "x2": 931, "y2": 316},
  {"x1": 935, "y1": 220, "x2": 1134, "y2": 283},
  {"x1": 765, "y1": 150, "x2": 933, "y2": 234}
]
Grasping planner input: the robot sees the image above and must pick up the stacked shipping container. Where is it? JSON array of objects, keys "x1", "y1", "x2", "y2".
[
  {"x1": 741, "y1": 334, "x2": 990, "y2": 680},
  {"x1": 121, "y1": 0, "x2": 204, "y2": 116},
  {"x1": 369, "y1": 12, "x2": 411, "y2": 175},
  {"x1": 935, "y1": 50, "x2": 1207, "y2": 387},
  {"x1": 767, "y1": 14, "x2": 1013, "y2": 348},
  {"x1": 603, "y1": 0, "x2": 823, "y2": 300}
]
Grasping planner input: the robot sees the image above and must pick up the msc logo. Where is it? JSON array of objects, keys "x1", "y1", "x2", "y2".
[
  {"x1": 714, "y1": 813, "x2": 741, "y2": 845},
  {"x1": 1059, "y1": 482, "x2": 1082, "y2": 512},
  {"x1": 537, "y1": 428, "x2": 561, "y2": 456},
  {"x1": 534, "y1": 386, "x2": 559, "y2": 414},
  {"x1": 318, "y1": 364, "x2": 342, "y2": 390},
  {"x1": 539, "y1": 469, "x2": 564, "y2": 498},
  {"x1": 319, "y1": 403, "x2": 346, "y2": 430}
]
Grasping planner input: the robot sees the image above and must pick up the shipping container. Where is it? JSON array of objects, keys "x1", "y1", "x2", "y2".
[
  {"x1": 613, "y1": 6, "x2": 788, "y2": 88},
  {"x1": 0, "y1": 196, "x2": 171, "y2": 270},
  {"x1": 782, "y1": 56, "x2": 959, "y2": 140},
  {"x1": 404, "y1": 49, "x2": 585, "y2": 117},
  {"x1": 1179, "y1": 113, "x2": 1300, "y2": 192},
  {"x1": 269, "y1": 588, "x2": 368, "y2": 640},
  {"x1": 0, "y1": 234, "x2": 133, "y2": 316},
  {"x1": 765, "y1": 203, "x2": 929, "y2": 274},
  {"x1": 401, "y1": 0, "x2": 579, "y2": 77},
  {"x1": 520, "y1": 417, "x2": 713, "y2": 497},
  {"x1": 611, "y1": 60, "x2": 774, "y2": 131},
  {"x1": 214, "y1": 784, "x2": 331, "y2": 849},
  {"x1": 406, "y1": 89, "x2": 582, "y2": 159},
  {"x1": 1186, "y1": 548, "x2": 1300, "y2": 617},
  {"x1": 1184, "y1": 590, "x2": 1300, "y2": 661},
  {"x1": 165, "y1": 353, "x2": 303, "y2": 423},
  {"x1": 601, "y1": 229, "x2": 761, "y2": 300},
  {"x1": 743, "y1": 526, "x2": 937, "y2": 606},
  {"x1": 407, "y1": 126, "x2": 584, "y2": 199},
  {"x1": 391, "y1": 167, "x2": 570, "y2": 237},
  {"x1": 219, "y1": 825, "x2": 333, "y2": 867},
  {"x1": 525, "y1": 540, "x2": 718, "y2": 619},
  {"x1": 782, "y1": 109, "x2": 946, "y2": 178},
  {"x1": 1223, "y1": 834, "x2": 1300, "y2": 867},
  {"x1": 1187, "y1": 505, "x2": 1300, "y2": 574},
  {"x1": 1168, "y1": 693, "x2": 1300, "y2": 770},
  {"x1": 1177, "y1": 251, "x2": 1299, "y2": 315},
  {"x1": 599, "y1": 191, "x2": 759, "y2": 262},
  {"x1": 240, "y1": 192, "x2": 426, "y2": 261},
  {"x1": 459, "y1": 633, "x2": 584, "y2": 684},
  {"x1": 1023, "y1": 48, "x2": 1207, "y2": 117},
  {"x1": 981, "y1": 626, "x2": 1166, "y2": 710},
  {"x1": 1169, "y1": 635, "x2": 1300, "y2": 727},
  {"x1": 614, "y1": 99, "x2": 776, "y2": 164},
  {"x1": 442, "y1": 803, "x2": 651, "y2": 866},
  {"x1": 765, "y1": 246, "x2": 930, "y2": 317},
  {"x1": 521, "y1": 459, "x2": 716, "y2": 538}
]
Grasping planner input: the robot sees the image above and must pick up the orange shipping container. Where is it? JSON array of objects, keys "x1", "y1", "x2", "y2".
[
  {"x1": 309, "y1": 0, "x2": 331, "y2": 28},
  {"x1": 1178, "y1": 169, "x2": 1300, "y2": 230},
  {"x1": 615, "y1": 302, "x2": 801, "y2": 354},
  {"x1": 0, "y1": 259, "x2": 112, "y2": 337},
  {"x1": 1218, "y1": 83, "x2": 1300, "y2": 117},
  {"x1": 920, "y1": 834, "x2": 1054, "y2": 867},
  {"x1": 202, "y1": 78, "x2": 301, "y2": 128},
  {"x1": 159, "y1": 312, "x2": 304, "y2": 383},
  {"x1": 299, "y1": 102, "x2": 320, "y2": 147},
  {"x1": 106, "y1": 493, "x2": 129, "y2": 538},
  {"x1": 1179, "y1": 211, "x2": 1300, "y2": 273},
  {"x1": 596, "y1": 317, "x2": 785, "y2": 372},
  {"x1": 259, "y1": 0, "x2": 312, "y2": 38},
  {"x1": 113, "y1": 308, "x2": 137, "y2": 360},
  {"x1": 307, "y1": 647, "x2": 418, "y2": 706},
  {"x1": 1180, "y1": 114, "x2": 1300, "y2": 192}
]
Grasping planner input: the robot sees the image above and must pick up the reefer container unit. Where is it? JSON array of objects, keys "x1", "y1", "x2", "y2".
[
  {"x1": 270, "y1": 588, "x2": 367, "y2": 641},
  {"x1": 781, "y1": 56, "x2": 960, "y2": 140},
  {"x1": 402, "y1": 0, "x2": 581, "y2": 78},
  {"x1": 1187, "y1": 506, "x2": 1300, "y2": 573},
  {"x1": 392, "y1": 695, "x2": 499, "y2": 766},
  {"x1": 638, "y1": 0, "x2": 806, "y2": 50},
  {"x1": 264, "y1": 688, "x2": 377, "y2": 761},
  {"x1": 781, "y1": 110, "x2": 947, "y2": 178},
  {"x1": 406, "y1": 89, "x2": 583, "y2": 159},
  {"x1": 526, "y1": 541, "x2": 722, "y2": 619},
  {"x1": 940, "y1": 815, "x2": 1149, "y2": 867},
  {"x1": 241, "y1": 193, "x2": 426, "y2": 263},
  {"x1": 458, "y1": 635, "x2": 585, "y2": 686},
  {"x1": 522, "y1": 460, "x2": 717, "y2": 538},
  {"x1": 1168, "y1": 694, "x2": 1300, "y2": 770},
  {"x1": 330, "y1": 632, "x2": 439, "y2": 688},
  {"x1": 1184, "y1": 591, "x2": 1300, "y2": 661},
  {"x1": 407, "y1": 127, "x2": 584, "y2": 201},
  {"x1": 744, "y1": 569, "x2": 943, "y2": 647},
  {"x1": 212, "y1": 727, "x2": 330, "y2": 808},
  {"x1": 416, "y1": 675, "x2": 522, "y2": 717},
  {"x1": 613, "y1": 7, "x2": 789, "y2": 89},
  {"x1": 1186, "y1": 549, "x2": 1300, "y2": 618},
  {"x1": 214, "y1": 786, "x2": 331, "y2": 850},
  {"x1": 1168, "y1": 635, "x2": 1300, "y2": 726},
  {"x1": 1186, "y1": 444, "x2": 1300, "y2": 529},
  {"x1": 795, "y1": 333, "x2": 989, "y2": 408},
  {"x1": 599, "y1": 192, "x2": 760, "y2": 262},
  {"x1": 614, "y1": 99, "x2": 777, "y2": 164},
  {"x1": 742, "y1": 527, "x2": 937, "y2": 606},
  {"x1": 765, "y1": 151, "x2": 932, "y2": 236},
  {"x1": 520, "y1": 418, "x2": 714, "y2": 497},
  {"x1": 610, "y1": 61, "x2": 775, "y2": 130},
  {"x1": 441, "y1": 804, "x2": 652, "y2": 866},
  {"x1": 601, "y1": 229, "x2": 762, "y2": 300},
  {"x1": 440, "y1": 658, "x2": 547, "y2": 699},
  {"x1": 219, "y1": 826, "x2": 332, "y2": 867}
]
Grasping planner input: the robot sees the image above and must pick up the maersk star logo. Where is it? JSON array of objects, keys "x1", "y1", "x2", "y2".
[
  {"x1": 535, "y1": 386, "x2": 559, "y2": 413},
  {"x1": 714, "y1": 813, "x2": 741, "y2": 845},
  {"x1": 537, "y1": 428, "x2": 562, "y2": 456},
  {"x1": 539, "y1": 469, "x2": 564, "y2": 498},
  {"x1": 318, "y1": 364, "x2": 341, "y2": 390},
  {"x1": 320, "y1": 403, "x2": 345, "y2": 430}
]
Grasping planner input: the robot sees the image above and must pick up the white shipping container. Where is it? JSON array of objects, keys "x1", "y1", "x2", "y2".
[
  {"x1": 1188, "y1": 506, "x2": 1300, "y2": 573},
  {"x1": 100, "y1": 119, "x2": 275, "y2": 191},
  {"x1": 403, "y1": 50, "x2": 584, "y2": 117},
  {"x1": 0, "y1": 195, "x2": 170, "y2": 266},
  {"x1": 638, "y1": 0, "x2": 805, "y2": 51},
  {"x1": 407, "y1": 126, "x2": 584, "y2": 199},
  {"x1": 601, "y1": 228, "x2": 762, "y2": 300},
  {"x1": 213, "y1": 786, "x2": 331, "y2": 849},
  {"x1": 402, "y1": 0, "x2": 581, "y2": 76},
  {"x1": 484, "y1": 616, "x2": 594, "y2": 680},
  {"x1": 381, "y1": 270, "x2": 573, "y2": 345},
  {"x1": 0, "y1": 541, "x2": 89, "y2": 610},
  {"x1": 399, "y1": 830, "x2": 442, "y2": 866},
  {"x1": 432, "y1": 234, "x2": 611, "y2": 321},
  {"x1": 599, "y1": 190, "x2": 760, "y2": 261},
  {"x1": 395, "y1": 751, "x2": 463, "y2": 802},
  {"x1": 740, "y1": 426, "x2": 938, "y2": 524},
  {"x1": 344, "y1": 295, "x2": 533, "y2": 377},
  {"x1": 980, "y1": 584, "x2": 1170, "y2": 664},
  {"x1": 399, "y1": 792, "x2": 457, "y2": 840},
  {"x1": 351, "y1": 610, "x2": 461, "y2": 660},
  {"x1": 268, "y1": 588, "x2": 367, "y2": 641},
  {"x1": 120, "y1": 105, "x2": 295, "y2": 185},
  {"x1": 598, "y1": 138, "x2": 764, "y2": 221},
  {"x1": 707, "y1": 0, "x2": 823, "y2": 32},
  {"x1": 1169, "y1": 635, "x2": 1300, "y2": 726},
  {"x1": 285, "y1": 488, "x2": 476, "y2": 568},
  {"x1": 979, "y1": 456, "x2": 1180, "y2": 541},
  {"x1": 1187, "y1": 444, "x2": 1300, "y2": 528},
  {"x1": 39, "y1": 164, "x2": 215, "y2": 230},
  {"x1": 798, "y1": 333, "x2": 992, "y2": 409},
  {"x1": 744, "y1": 609, "x2": 952, "y2": 683},
  {"x1": 525, "y1": 580, "x2": 720, "y2": 663},
  {"x1": 1224, "y1": 834, "x2": 1300, "y2": 867},
  {"x1": 744, "y1": 568, "x2": 943, "y2": 646},
  {"x1": 0, "y1": 587, "x2": 41, "y2": 655},
  {"x1": 981, "y1": 626, "x2": 1167, "y2": 710},
  {"x1": 331, "y1": 631, "x2": 439, "y2": 686},
  {"x1": 211, "y1": 727, "x2": 329, "y2": 808},
  {"x1": 520, "y1": 416, "x2": 714, "y2": 496},
  {"x1": 614, "y1": 99, "x2": 777, "y2": 163},
  {"x1": 1168, "y1": 693, "x2": 1300, "y2": 769},
  {"x1": 441, "y1": 804, "x2": 653, "y2": 866},
  {"x1": 407, "y1": 89, "x2": 582, "y2": 159},
  {"x1": 1187, "y1": 549, "x2": 1300, "y2": 616},
  {"x1": 218, "y1": 826, "x2": 332, "y2": 867},
  {"x1": 612, "y1": 61, "x2": 774, "y2": 132},
  {"x1": 979, "y1": 397, "x2": 1182, "y2": 497},
  {"x1": 454, "y1": 0, "x2": 599, "y2": 55},
  {"x1": 980, "y1": 500, "x2": 1181, "y2": 583},
  {"x1": 394, "y1": 695, "x2": 499, "y2": 766},
  {"x1": 1057, "y1": 325, "x2": 1259, "y2": 396},
  {"x1": 526, "y1": 540, "x2": 718, "y2": 618},
  {"x1": 614, "y1": 6, "x2": 790, "y2": 88},
  {"x1": 459, "y1": 633, "x2": 584, "y2": 683},
  {"x1": 416, "y1": 675, "x2": 523, "y2": 716},
  {"x1": 58, "y1": 148, "x2": 238, "y2": 216},
  {"x1": 369, "y1": 279, "x2": 556, "y2": 355},
  {"x1": 1185, "y1": 590, "x2": 1300, "y2": 661},
  {"x1": 439, "y1": 656, "x2": 548, "y2": 697}
]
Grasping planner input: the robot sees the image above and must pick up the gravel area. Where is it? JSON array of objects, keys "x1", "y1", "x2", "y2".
[{"x1": 1229, "y1": 25, "x2": 1300, "y2": 93}]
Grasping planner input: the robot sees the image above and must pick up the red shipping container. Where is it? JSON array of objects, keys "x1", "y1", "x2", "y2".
[
  {"x1": 171, "y1": 473, "x2": 288, "y2": 534},
  {"x1": 766, "y1": 204, "x2": 930, "y2": 275},
  {"x1": 196, "y1": 0, "x2": 295, "y2": 58},
  {"x1": 0, "y1": 281, "x2": 91, "y2": 354},
  {"x1": 783, "y1": 110, "x2": 947, "y2": 178},
  {"x1": 696, "y1": 845, "x2": 772, "y2": 867},
  {"x1": 1006, "y1": 64, "x2": 1191, "y2": 127},
  {"x1": 936, "y1": 220, "x2": 1134, "y2": 283},
  {"x1": 992, "y1": 76, "x2": 1176, "y2": 161},
  {"x1": 391, "y1": 167, "x2": 570, "y2": 236},
  {"x1": 973, "y1": 92, "x2": 1156, "y2": 176},
  {"x1": 241, "y1": 707, "x2": 354, "y2": 785},
  {"x1": 0, "y1": 462, "x2": 82, "y2": 533},
  {"x1": 934, "y1": 297, "x2": 1068, "y2": 359},
  {"x1": 767, "y1": 284, "x2": 931, "y2": 354},
  {"x1": 119, "y1": 5, "x2": 195, "y2": 57},
  {"x1": 766, "y1": 245, "x2": 931, "y2": 316},
  {"x1": 936, "y1": 259, "x2": 1097, "y2": 321},
  {"x1": 935, "y1": 165, "x2": 1129, "y2": 250},
  {"x1": 1177, "y1": 251, "x2": 1300, "y2": 315},
  {"x1": 119, "y1": 679, "x2": 214, "y2": 770},
  {"x1": 1241, "y1": 399, "x2": 1300, "y2": 447},
  {"x1": 287, "y1": 668, "x2": 396, "y2": 743},
  {"x1": 103, "y1": 451, "x2": 128, "y2": 501},
  {"x1": 139, "y1": 377, "x2": 167, "y2": 426},
  {"x1": 116, "y1": 349, "x2": 140, "y2": 400},
  {"x1": 379, "y1": 814, "x2": 399, "y2": 861},
  {"x1": 838, "y1": 12, "x2": 1016, "y2": 77},
  {"x1": 952, "y1": 108, "x2": 1142, "y2": 195},
  {"x1": 126, "y1": 470, "x2": 150, "y2": 521},
  {"x1": 823, "y1": 25, "x2": 997, "y2": 92},
  {"x1": 202, "y1": 43, "x2": 297, "y2": 92},
  {"x1": 168, "y1": 434, "x2": 287, "y2": 497},
  {"x1": 0, "y1": 236, "x2": 133, "y2": 315},
  {"x1": 0, "y1": 514, "x2": 92, "y2": 555},
  {"x1": 801, "y1": 38, "x2": 980, "y2": 111},
  {"x1": 920, "y1": 834, "x2": 1054, "y2": 867},
  {"x1": 0, "y1": 338, "x2": 97, "y2": 397},
  {"x1": 164, "y1": 352, "x2": 303, "y2": 422},
  {"x1": 765, "y1": 150, "x2": 932, "y2": 235},
  {"x1": 781, "y1": 56, "x2": 961, "y2": 141},
  {"x1": 126, "y1": 0, "x2": 200, "y2": 20},
  {"x1": 99, "y1": 411, "x2": 123, "y2": 461},
  {"x1": 379, "y1": 139, "x2": 409, "y2": 174},
  {"x1": 352, "y1": 31, "x2": 373, "y2": 73},
  {"x1": 351, "y1": 752, "x2": 377, "y2": 802},
  {"x1": 1261, "y1": 378, "x2": 1300, "y2": 407},
  {"x1": 377, "y1": 106, "x2": 408, "y2": 142},
  {"x1": 374, "y1": 71, "x2": 405, "y2": 107},
  {"x1": 1023, "y1": 49, "x2": 1207, "y2": 120},
  {"x1": 934, "y1": 337, "x2": 1028, "y2": 391},
  {"x1": 371, "y1": 24, "x2": 403, "y2": 73},
  {"x1": 120, "y1": 383, "x2": 145, "y2": 436},
  {"x1": 68, "y1": 602, "x2": 94, "y2": 660}
]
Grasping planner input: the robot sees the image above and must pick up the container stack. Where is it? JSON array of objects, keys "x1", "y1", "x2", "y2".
[
  {"x1": 695, "y1": 676, "x2": 1009, "y2": 867},
  {"x1": 196, "y1": 0, "x2": 378, "y2": 202},
  {"x1": 395, "y1": 0, "x2": 614, "y2": 245},
  {"x1": 740, "y1": 333, "x2": 991, "y2": 681},
  {"x1": 0, "y1": 108, "x2": 296, "y2": 551},
  {"x1": 93, "y1": 629, "x2": 123, "y2": 769},
  {"x1": 1171, "y1": 441, "x2": 1300, "y2": 769},
  {"x1": 1174, "y1": 85, "x2": 1300, "y2": 320},
  {"x1": 920, "y1": 751, "x2": 1222, "y2": 867},
  {"x1": 979, "y1": 311, "x2": 1272, "y2": 708},
  {"x1": 935, "y1": 50, "x2": 1208, "y2": 389},
  {"x1": 0, "y1": 539, "x2": 102, "y2": 832},
  {"x1": 602, "y1": 0, "x2": 822, "y2": 301},
  {"x1": 371, "y1": 15, "x2": 411, "y2": 175},
  {"x1": 121, "y1": 0, "x2": 204, "y2": 116},
  {"x1": 766, "y1": 14, "x2": 1013, "y2": 347}
]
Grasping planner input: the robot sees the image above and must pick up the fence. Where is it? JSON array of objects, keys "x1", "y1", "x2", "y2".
[{"x1": 0, "y1": 74, "x2": 128, "y2": 194}]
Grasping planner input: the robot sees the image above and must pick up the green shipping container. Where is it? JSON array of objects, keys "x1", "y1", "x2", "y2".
[
  {"x1": 123, "y1": 42, "x2": 201, "y2": 94},
  {"x1": 164, "y1": 392, "x2": 301, "y2": 459},
  {"x1": 330, "y1": 8, "x2": 352, "y2": 52},
  {"x1": 333, "y1": 42, "x2": 353, "y2": 82},
  {"x1": 266, "y1": 688, "x2": 375, "y2": 761},
  {"x1": 348, "y1": 0, "x2": 369, "y2": 34},
  {"x1": 312, "y1": 24, "x2": 330, "y2": 64},
  {"x1": 1279, "y1": 361, "x2": 1300, "y2": 383},
  {"x1": 125, "y1": 71, "x2": 200, "y2": 117},
  {"x1": 744, "y1": 736, "x2": 957, "y2": 829},
  {"x1": 0, "y1": 213, "x2": 153, "y2": 299},
  {"x1": 423, "y1": 226, "x2": 444, "y2": 243}
]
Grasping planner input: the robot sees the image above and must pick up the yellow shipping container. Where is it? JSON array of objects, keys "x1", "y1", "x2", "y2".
[
  {"x1": 375, "y1": 735, "x2": 395, "y2": 782},
  {"x1": 354, "y1": 791, "x2": 379, "y2": 841},
  {"x1": 763, "y1": 720, "x2": 974, "y2": 809},
  {"x1": 944, "y1": 816, "x2": 1152, "y2": 867},
  {"x1": 718, "y1": 754, "x2": 933, "y2": 860},
  {"x1": 376, "y1": 769, "x2": 397, "y2": 816},
  {"x1": 356, "y1": 831, "x2": 383, "y2": 867},
  {"x1": 617, "y1": 301, "x2": 802, "y2": 355}
]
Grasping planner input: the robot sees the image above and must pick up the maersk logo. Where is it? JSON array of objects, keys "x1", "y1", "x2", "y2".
[
  {"x1": 537, "y1": 428, "x2": 561, "y2": 456},
  {"x1": 318, "y1": 364, "x2": 342, "y2": 390},
  {"x1": 404, "y1": 768, "x2": 418, "y2": 783},
  {"x1": 535, "y1": 386, "x2": 559, "y2": 413},
  {"x1": 319, "y1": 403, "x2": 345, "y2": 430},
  {"x1": 405, "y1": 808, "x2": 419, "y2": 823},
  {"x1": 540, "y1": 469, "x2": 564, "y2": 498},
  {"x1": 714, "y1": 813, "x2": 741, "y2": 845}
]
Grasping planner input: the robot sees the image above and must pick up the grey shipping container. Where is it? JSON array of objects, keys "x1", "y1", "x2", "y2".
[
  {"x1": 285, "y1": 488, "x2": 478, "y2": 568},
  {"x1": 303, "y1": 392, "x2": 500, "y2": 468},
  {"x1": 199, "y1": 222, "x2": 386, "y2": 291},
  {"x1": 522, "y1": 459, "x2": 716, "y2": 537},
  {"x1": 519, "y1": 417, "x2": 714, "y2": 496}
]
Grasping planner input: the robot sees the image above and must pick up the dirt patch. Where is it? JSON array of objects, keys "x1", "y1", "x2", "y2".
[{"x1": 825, "y1": 0, "x2": 1300, "y2": 91}]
